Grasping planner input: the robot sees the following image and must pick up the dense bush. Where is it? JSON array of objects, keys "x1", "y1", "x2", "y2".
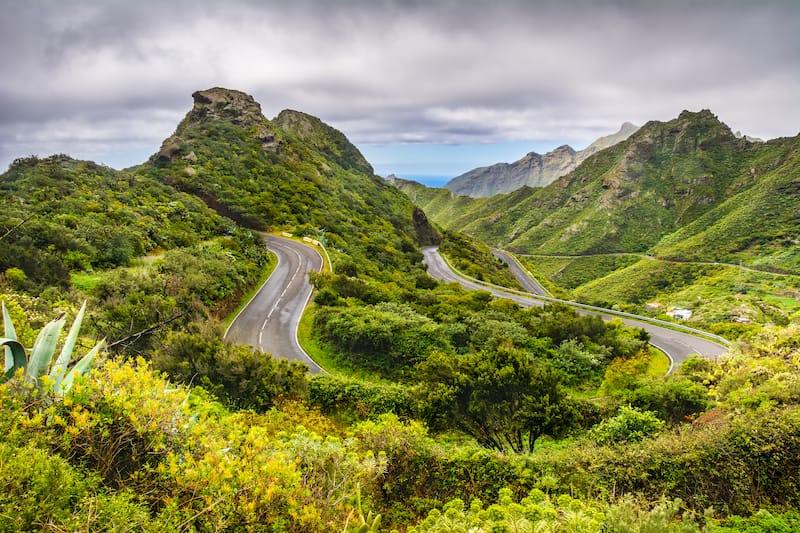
[
  {"x1": 154, "y1": 326, "x2": 309, "y2": 411},
  {"x1": 314, "y1": 302, "x2": 448, "y2": 373},
  {"x1": 0, "y1": 156, "x2": 227, "y2": 289},
  {"x1": 91, "y1": 234, "x2": 271, "y2": 354},
  {"x1": 416, "y1": 346, "x2": 577, "y2": 453},
  {"x1": 309, "y1": 374, "x2": 414, "y2": 421},
  {"x1": 589, "y1": 405, "x2": 666, "y2": 444}
]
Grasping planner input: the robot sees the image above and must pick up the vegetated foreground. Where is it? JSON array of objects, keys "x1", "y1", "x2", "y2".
[{"x1": 2, "y1": 88, "x2": 800, "y2": 531}]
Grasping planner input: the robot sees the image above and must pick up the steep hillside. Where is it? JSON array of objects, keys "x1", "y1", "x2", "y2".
[
  {"x1": 0, "y1": 154, "x2": 227, "y2": 290},
  {"x1": 653, "y1": 134, "x2": 800, "y2": 272},
  {"x1": 144, "y1": 88, "x2": 439, "y2": 277},
  {"x1": 497, "y1": 110, "x2": 752, "y2": 255},
  {"x1": 445, "y1": 122, "x2": 638, "y2": 197},
  {"x1": 406, "y1": 110, "x2": 800, "y2": 274}
]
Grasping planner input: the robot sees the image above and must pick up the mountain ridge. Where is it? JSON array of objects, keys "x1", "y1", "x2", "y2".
[
  {"x1": 400, "y1": 109, "x2": 799, "y2": 274},
  {"x1": 445, "y1": 121, "x2": 639, "y2": 197},
  {"x1": 144, "y1": 87, "x2": 439, "y2": 276}
]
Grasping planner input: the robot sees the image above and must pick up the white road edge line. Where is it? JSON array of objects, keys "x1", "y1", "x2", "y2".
[
  {"x1": 648, "y1": 342, "x2": 676, "y2": 375},
  {"x1": 224, "y1": 237, "x2": 282, "y2": 340},
  {"x1": 293, "y1": 245, "x2": 326, "y2": 374}
]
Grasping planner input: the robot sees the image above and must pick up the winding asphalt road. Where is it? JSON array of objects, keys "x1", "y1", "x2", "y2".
[
  {"x1": 423, "y1": 246, "x2": 728, "y2": 372},
  {"x1": 225, "y1": 235, "x2": 324, "y2": 374},
  {"x1": 492, "y1": 249, "x2": 549, "y2": 296}
]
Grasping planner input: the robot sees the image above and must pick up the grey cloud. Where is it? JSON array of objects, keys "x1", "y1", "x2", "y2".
[{"x1": 1, "y1": 0, "x2": 799, "y2": 170}]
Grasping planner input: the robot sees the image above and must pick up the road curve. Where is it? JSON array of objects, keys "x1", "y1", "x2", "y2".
[
  {"x1": 492, "y1": 249, "x2": 549, "y2": 296},
  {"x1": 423, "y1": 247, "x2": 728, "y2": 371},
  {"x1": 225, "y1": 234, "x2": 324, "y2": 374}
]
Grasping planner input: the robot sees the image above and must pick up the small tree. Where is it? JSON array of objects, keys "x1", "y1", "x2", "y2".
[{"x1": 418, "y1": 345, "x2": 577, "y2": 453}]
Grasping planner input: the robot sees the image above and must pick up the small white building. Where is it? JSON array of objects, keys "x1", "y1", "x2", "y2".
[{"x1": 667, "y1": 308, "x2": 693, "y2": 320}]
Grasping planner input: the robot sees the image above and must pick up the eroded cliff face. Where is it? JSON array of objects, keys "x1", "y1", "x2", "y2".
[{"x1": 445, "y1": 122, "x2": 639, "y2": 198}]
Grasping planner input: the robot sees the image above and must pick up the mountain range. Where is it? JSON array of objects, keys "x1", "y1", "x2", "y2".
[
  {"x1": 398, "y1": 110, "x2": 800, "y2": 275},
  {"x1": 445, "y1": 122, "x2": 639, "y2": 197}
]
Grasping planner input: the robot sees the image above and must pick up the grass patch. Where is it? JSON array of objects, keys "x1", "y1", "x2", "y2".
[
  {"x1": 647, "y1": 346, "x2": 672, "y2": 376},
  {"x1": 70, "y1": 263, "x2": 150, "y2": 292},
  {"x1": 297, "y1": 304, "x2": 334, "y2": 373},
  {"x1": 70, "y1": 272, "x2": 104, "y2": 292},
  {"x1": 763, "y1": 294, "x2": 800, "y2": 310}
]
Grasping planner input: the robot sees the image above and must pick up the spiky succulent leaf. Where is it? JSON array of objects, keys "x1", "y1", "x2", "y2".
[
  {"x1": 0, "y1": 338, "x2": 26, "y2": 381},
  {"x1": 50, "y1": 301, "x2": 87, "y2": 390},
  {"x1": 2, "y1": 301, "x2": 19, "y2": 370},
  {"x1": 26, "y1": 313, "x2": 66, "y2": 385},
  {"x1": 58, "y1": 339, "x2": 104, "y2": 394}
]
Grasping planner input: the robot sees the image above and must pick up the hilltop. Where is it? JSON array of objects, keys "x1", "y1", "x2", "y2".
[{"x1": 143, "y1": 87, "x2": 439, "y2": 275}]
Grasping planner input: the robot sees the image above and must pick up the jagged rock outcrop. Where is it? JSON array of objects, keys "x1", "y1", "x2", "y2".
[
  {"x1": 153, "y1": 88, "x2": 279, "y2": 162},
  {"x1": 446, "y1": 122, "x2": 639, "y2": 198},
  {"x1": 188, "y1": 87, "x2": 265, "y2": 127}
]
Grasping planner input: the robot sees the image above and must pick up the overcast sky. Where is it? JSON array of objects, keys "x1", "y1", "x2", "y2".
[{"x1": 1, "y1": 0, "x2": 799, "y2": 181}]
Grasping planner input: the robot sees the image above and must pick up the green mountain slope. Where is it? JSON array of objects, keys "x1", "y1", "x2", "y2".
[
  {"x1": 653, "y1": 135, "x2": 800, "y2": 272},
  {"x1": 0, "y1": 154, "x2": 227, "y2": 290},
  {"x1": 143, "y1": 88, "x2": 439, "y2": 278},
  {"x1": 401, "y1": 110, "x2": 799, "y2": 274}
]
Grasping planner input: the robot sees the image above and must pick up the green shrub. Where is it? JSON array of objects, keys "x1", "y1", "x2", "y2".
[
  {"x1": 589, "y1": 405, "x2": 666, "y2": 445},
  {"x1": 309, "y1": 374, "x2": 414, "y2": 421},
  {"x1": 0, "y1": 442, "x2": 95, "y2": 531}
]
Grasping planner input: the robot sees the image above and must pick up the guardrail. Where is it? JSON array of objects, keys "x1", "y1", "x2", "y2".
[
  {"x1": 437, "y1": 249, "x2": 732, "y2": 347},
  {"x1": 282, "y1": 231, "x2": 334, "y2": 274}
]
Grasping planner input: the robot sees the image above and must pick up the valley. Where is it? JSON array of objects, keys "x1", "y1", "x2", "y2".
[{"x1": 398, "y1": 109, "x2": 800, "y2": 334}]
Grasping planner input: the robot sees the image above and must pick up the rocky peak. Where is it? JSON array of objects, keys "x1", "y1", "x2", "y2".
[
  {"x1": 678, "y1": 109, "x2": 716, "y2": 121},
  {"x1": 631, "y1": 109, "x2": 736, "y2": 152},
  {"x1": 552, "y1": 145, "x2": 577, "y2": 156},
  {"x1": 187, "y1": 87, "x2": 265, "y2": 128},
  {"x1": 152, "y1": 88, "x2": 278, "y2": 163}
]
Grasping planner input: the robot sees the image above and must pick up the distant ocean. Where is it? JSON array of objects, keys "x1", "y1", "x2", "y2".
[{"x1": 399, "y1": 175, "x2": 452, "y2": 188}]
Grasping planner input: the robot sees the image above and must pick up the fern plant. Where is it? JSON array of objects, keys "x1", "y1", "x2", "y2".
[{"x1": 1, "y1": 301, "x2": 104, "y2": 394}]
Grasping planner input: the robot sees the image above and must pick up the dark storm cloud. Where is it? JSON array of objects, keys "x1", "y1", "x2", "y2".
[{"x1": 1, "y1": 0, "x2": 799, "y2": 170}]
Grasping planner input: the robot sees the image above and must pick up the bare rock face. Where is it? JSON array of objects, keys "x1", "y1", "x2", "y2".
[
  {"x1": 188, "y1": 87, "x2": 264, "y2": 128},
  {"x1": 446, "y1": 122, "x2": 639, "y2": 198}
]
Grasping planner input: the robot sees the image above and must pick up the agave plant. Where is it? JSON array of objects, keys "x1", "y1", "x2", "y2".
[{"x1": 1, "y1": 300, "x2": 104, "y2": 394}]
